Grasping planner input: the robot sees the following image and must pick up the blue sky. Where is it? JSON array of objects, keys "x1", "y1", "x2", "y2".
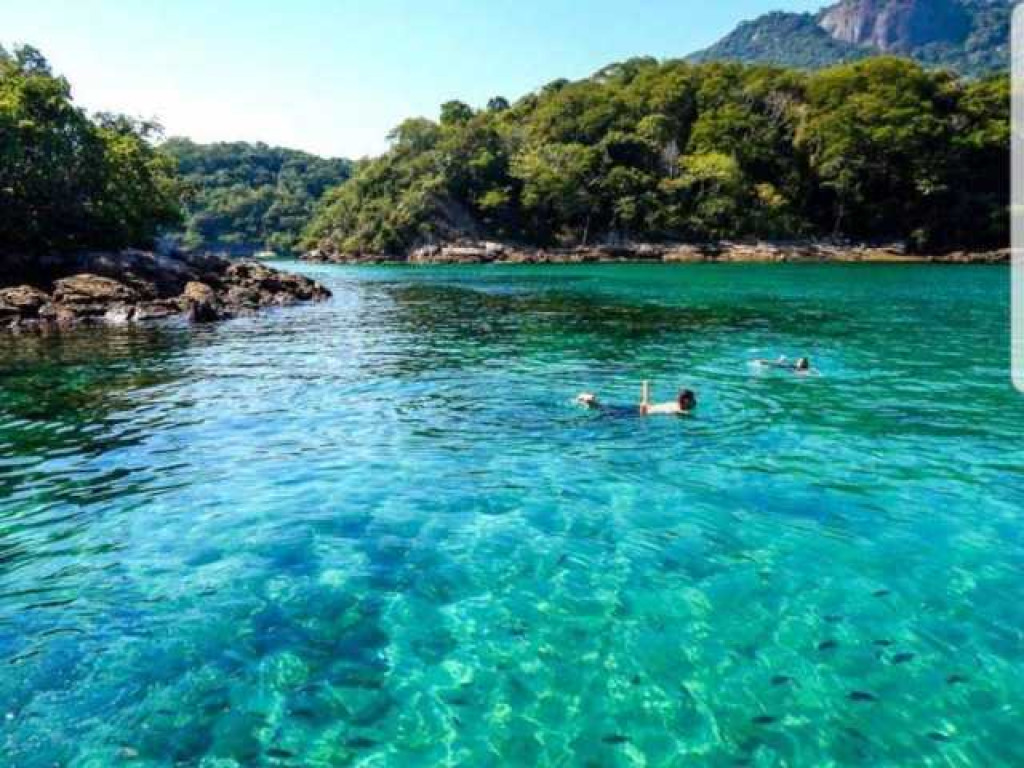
[{"x1": 4, "y1": 0, "x2": 825, "y2": 158}]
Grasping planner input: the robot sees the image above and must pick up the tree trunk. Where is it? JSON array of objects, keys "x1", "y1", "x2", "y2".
[{"x1": 833, "y1": 200, "x2": 845, "y2": 239}]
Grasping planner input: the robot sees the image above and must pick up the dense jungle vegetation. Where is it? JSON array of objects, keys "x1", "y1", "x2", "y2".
[
  {"x1": 1, "y1": 46, "x2": 1008, "y2": 261},
  {"x1": 163, "y1": 139, "x2": 351, "y2": 254},
  {"x1": 305, "y1": 56, "x2": 1008, "y2": 256}
]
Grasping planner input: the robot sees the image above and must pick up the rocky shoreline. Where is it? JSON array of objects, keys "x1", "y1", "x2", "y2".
[
  {"x1": 305, "y1": 240, "x2": 1010, "y2": 266},
  {"x1": 0, "y1": 250, "x2": 330, "y2": 331}
]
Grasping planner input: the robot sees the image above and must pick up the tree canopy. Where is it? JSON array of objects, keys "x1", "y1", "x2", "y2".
[
  {"x1": 162, "y1": 139, "x2": 352, "y2": 255},
  {"x1": 0, "y1": 45, "x2": 182, "y2": 255},
  {"x1": 305, "y1": 57, "x2": 1008, "y2": 256}
]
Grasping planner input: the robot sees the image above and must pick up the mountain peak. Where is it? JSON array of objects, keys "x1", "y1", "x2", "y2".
[{"x1": 691, "y1": 0, "x2": 1010, "y2": 77}]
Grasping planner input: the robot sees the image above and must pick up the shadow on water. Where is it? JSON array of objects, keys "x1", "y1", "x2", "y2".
[
  {"x1": 0, "y1": 324, "x2": 193, "y2": 417},
  {"x1": 364, "y1": 277, "x2": 852, "y2": 382},
  {"x1": 380, "y1": 279, "x2": 848, "y2": 340},
  {"x1": 0, "y1": 325, "x2": 202, "y2": 500}
]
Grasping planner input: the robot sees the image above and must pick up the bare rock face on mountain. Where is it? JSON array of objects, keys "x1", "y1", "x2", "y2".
[{"x1": 819, "y1": 0, "x2": 971, "y2": 52}]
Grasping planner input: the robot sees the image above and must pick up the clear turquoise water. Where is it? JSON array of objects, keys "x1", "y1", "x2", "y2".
[{"x1": 1, "y1": 263, "x2": 1023, "y2": 767}]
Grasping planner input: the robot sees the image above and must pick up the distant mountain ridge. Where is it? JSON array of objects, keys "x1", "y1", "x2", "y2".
[{"x1": 691, "y1": 0, "x2": 1011, "y2": 77}]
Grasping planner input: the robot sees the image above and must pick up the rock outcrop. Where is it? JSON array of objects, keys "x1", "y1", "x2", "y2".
[
  {"x1": 52, "y1": 274, "x2": 139, "y2": 315},
  {"x1": 0, "y1": 286, "x2": 50, "y2": 319},
  {"x1": 819, "y1": 0, "x2": 971, "y2": 53},
  {"x1": 0, "y1": 250, "x2": 331, "y2": 331},
  {"x1": 180, "y1": 281, "x2": 221, "y2": 324},
  {"x1": 307, "y1": 240, "x2": 1009, "y2": 266}
]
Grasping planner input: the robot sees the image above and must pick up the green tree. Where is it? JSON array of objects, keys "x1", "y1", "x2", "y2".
[
  {"x1": 798, "y1": 57, "x2": 954, "y2": 243},
  {"x1": 487, "y1": 96, "x2": 511, "y2": 112},
  {"x1": 512, "y1": 143, "x2": 601, "y2": 244},
  {"x1": 0, "y1": 45, "x2": 181, "y2": 255},
  {"x1": 440, "y1": 100, "x2": 474, "y2": 127}
]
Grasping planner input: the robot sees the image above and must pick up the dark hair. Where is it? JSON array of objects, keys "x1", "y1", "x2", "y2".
[
  {"x1": 678, "y1": 389, "x2": 697, "y2": 410},
  {"x1": 795, "y1": 358, "x2": 810, "y2": 371}
]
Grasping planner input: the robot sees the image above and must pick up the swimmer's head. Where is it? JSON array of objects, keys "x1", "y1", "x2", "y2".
[
  {"x1": 577, "y1": 393, "x2": 599, "y2": 408},
  {"x1": 677, "y1": 389, "x2": 697, "y2": 411},
  {"x1": 795, "y1": 358, "x2": 810, "y2": 371}
]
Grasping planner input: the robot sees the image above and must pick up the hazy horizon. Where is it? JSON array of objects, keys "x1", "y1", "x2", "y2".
[{"x1": 4, "y1": 0, "x2": 825, "y2": 159}]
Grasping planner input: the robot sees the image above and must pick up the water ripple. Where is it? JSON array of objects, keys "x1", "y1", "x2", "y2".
[{"x1": 0, "y1": 263, "x2": 1022, "y2": 766}]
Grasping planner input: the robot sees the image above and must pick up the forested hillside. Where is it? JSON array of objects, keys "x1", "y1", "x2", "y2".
[
  {"x1": 164, "y1": 140, "x2": 351, "y2": 255},
  {"x1": 0, "y1": 45, "x2": 181, "y2": 255},
  {"x1": 1, "y1": 45, "x2": 350, "y2": 260},
  {"x1": 304, "y1": 57, "x2": 1008, "y2": 257},
  {"x1": 2, "y1": 42, "x2": 1008, "y2": 266}
]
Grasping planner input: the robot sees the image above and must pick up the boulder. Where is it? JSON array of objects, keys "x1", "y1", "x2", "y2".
[
  {"x1": 134, "y1": 300, "x2": 182, "y2": 321},
  {"x1": 60, "y1": 251, "x2": 187, "y2": 297},
  {"x1": 275, "y1": 272, "x2": 330, "y2": 302},
  {"x1": 438, "y1": 246, "x2": 492, "y2": 264},
  {"x1": 500, "y1": 248, "x2": 544, "y2": 264},
  {"x1": 37, "y1": 303, "x2": 79, "y2": 327},
  {"x1": 223, "y1": 284, "x2": 262, "y2": 309},
  {"x1": 53, "y1": 274, "x2": 138, "y2": 306},
  {"x1": 179, "y1": 281, "x2": 221, "y2": 323},
  {"x1": 663, "y1": 245, "x2": 709, "y2": 263},
  {"x1": 409, "y1": 245, "x2": 441, "y2": 264},
  {"x1": 225, "y1": 262, "x2": 276, "y2": 284},
  {"x1": 221, "y1": 263, "x2": 330, "y2": 307},
  {"x1": 104, "y1": 305, "x2": 138, "y2": 324},
  {"x1": 0, "y1": 285, "x2": 51, "y2": 318}
]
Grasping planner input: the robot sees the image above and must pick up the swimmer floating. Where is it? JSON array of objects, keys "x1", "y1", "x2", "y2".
[{"x1": 577, "y1": 381, "x2": 697, "y2": 416}]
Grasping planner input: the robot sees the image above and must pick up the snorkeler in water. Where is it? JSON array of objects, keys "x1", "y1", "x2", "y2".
[
  {"x1": 576, "y1": 381, "x2": 697, "y2": 416},
  {"x1": 755, "y1": 356, "x2": 813, "y2": 374}
]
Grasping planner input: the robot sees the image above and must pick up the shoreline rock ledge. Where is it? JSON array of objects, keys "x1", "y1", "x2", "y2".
[
  {"x1": 0, "y1": 250, "x2": 330, "y2": 331},
  {"x1": 305, "y1": 240, "x2": 1009, "y2": 265}
]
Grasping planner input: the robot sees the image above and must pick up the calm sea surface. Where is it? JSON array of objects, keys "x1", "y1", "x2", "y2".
[{"x1": 1, "y1": 263, "x2": 1022, "y2": 767}]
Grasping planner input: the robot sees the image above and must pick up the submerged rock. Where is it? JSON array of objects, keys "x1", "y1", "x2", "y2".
[
  {"x1": 0, "y1": 250, "x2": 331, "y2": 331},
  {"x1": 601, "y1": 734, "x2": 630, "y2": 745},
  {"x1": 848, "y1": 691, "x2": 879, "y2": 703}
]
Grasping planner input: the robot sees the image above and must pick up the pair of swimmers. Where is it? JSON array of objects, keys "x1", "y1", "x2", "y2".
[
  {"x1": 577, "y1": 381, "x2": 697, "y2": 416},
  {"x1": 577, "y1": 356, "x2": 814, "y2": 417}
]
